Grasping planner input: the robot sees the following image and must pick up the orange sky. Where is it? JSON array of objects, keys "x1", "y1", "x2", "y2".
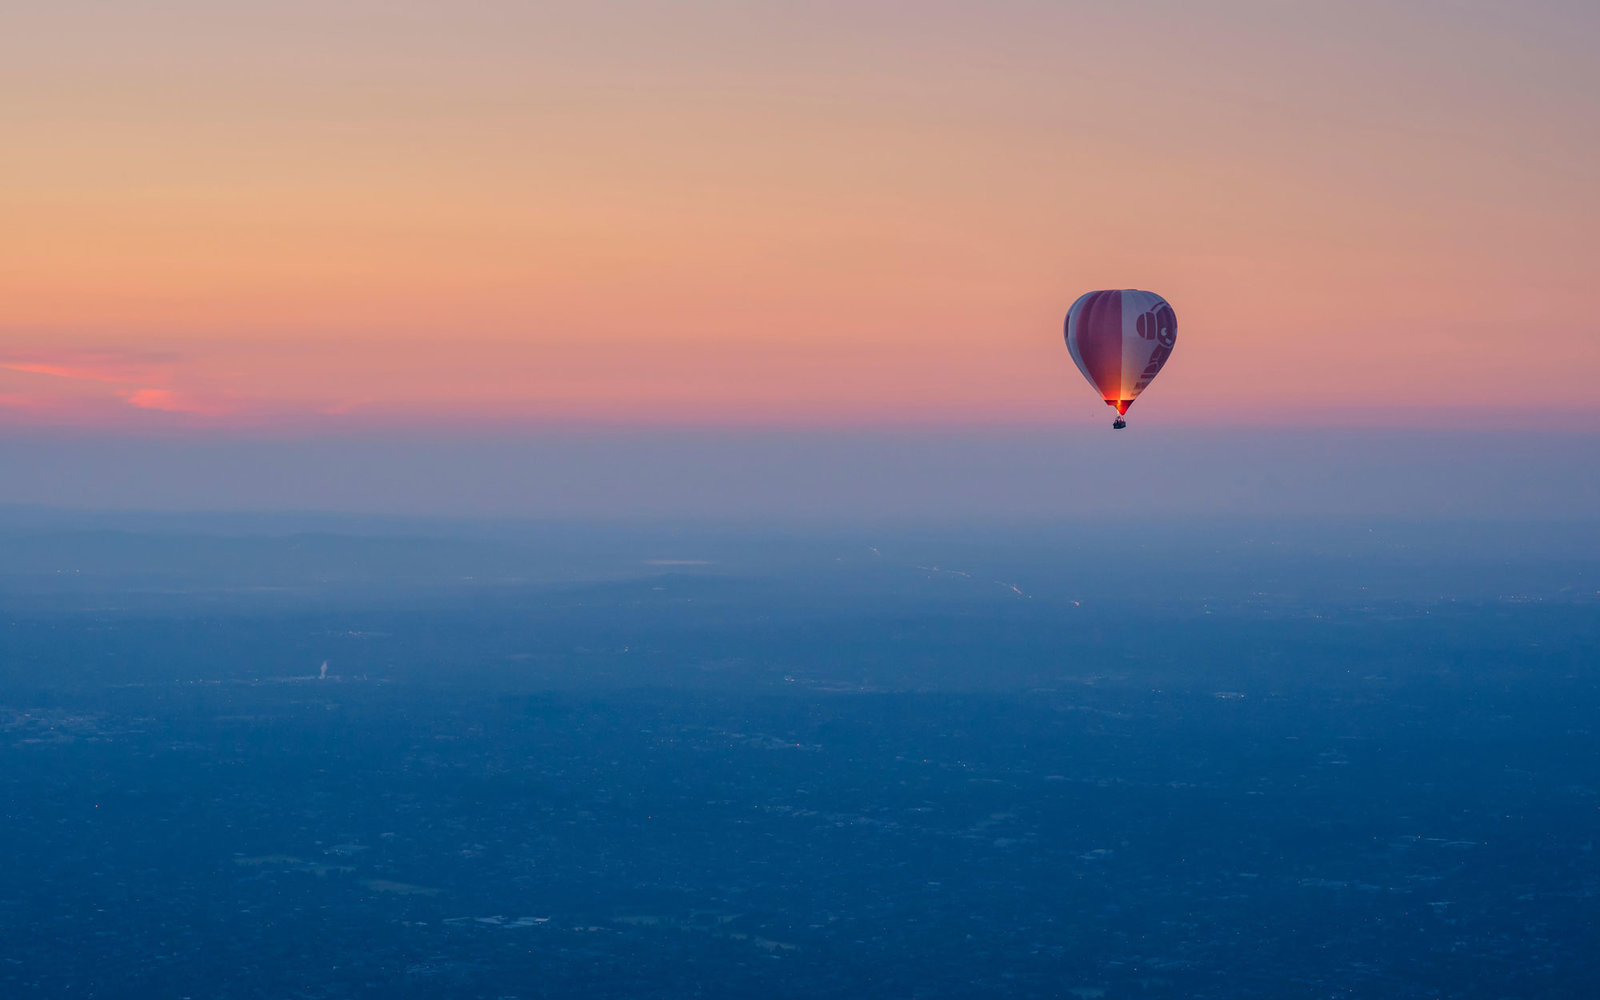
[{"x1": 3, "y1": 1, "x2": 1596, "y2": 430}]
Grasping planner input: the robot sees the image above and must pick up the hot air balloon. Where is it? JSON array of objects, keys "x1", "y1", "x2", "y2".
[{"x1": 1064, "y1": 289, "x2": 1177, "y2": 429}]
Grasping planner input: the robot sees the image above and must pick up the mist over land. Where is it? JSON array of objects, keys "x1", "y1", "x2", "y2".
[
  {"x1": 3, "y1": 426, "x2": 1597, "y2": 519},
  {"x1": 2, "y1": 502, "x2": 1596, "y2": 998}
]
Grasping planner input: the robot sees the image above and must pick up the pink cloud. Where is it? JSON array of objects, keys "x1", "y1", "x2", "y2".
[
  {"x1": 120, "y1": 387, "x2": 228, "y2": 416},
  {"x1": 0, "y1": 346, "x2": 249, "y2": 423},
  {"x1": 0, "y1": 349, "x2": 175, "y2": 385}
]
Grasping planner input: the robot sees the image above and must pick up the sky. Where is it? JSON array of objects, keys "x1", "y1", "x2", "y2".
[{"x1": 2, "y1": 0, "x2": 1596, "y2": 435}]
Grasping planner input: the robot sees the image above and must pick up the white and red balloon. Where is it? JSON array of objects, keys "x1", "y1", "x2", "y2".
[{"x1": 1063, "y1": 289, "x2": 1177, "y2": 428}]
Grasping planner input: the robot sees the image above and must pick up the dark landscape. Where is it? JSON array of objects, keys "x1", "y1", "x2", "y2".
[{"x1": 2, "y1": 512, "x2": 1595, "y2": 998}]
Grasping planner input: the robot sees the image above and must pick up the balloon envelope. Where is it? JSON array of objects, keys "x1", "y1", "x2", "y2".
[{"x1": 1064, "y1": 289, "x2": 1177, "y2": 416}]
